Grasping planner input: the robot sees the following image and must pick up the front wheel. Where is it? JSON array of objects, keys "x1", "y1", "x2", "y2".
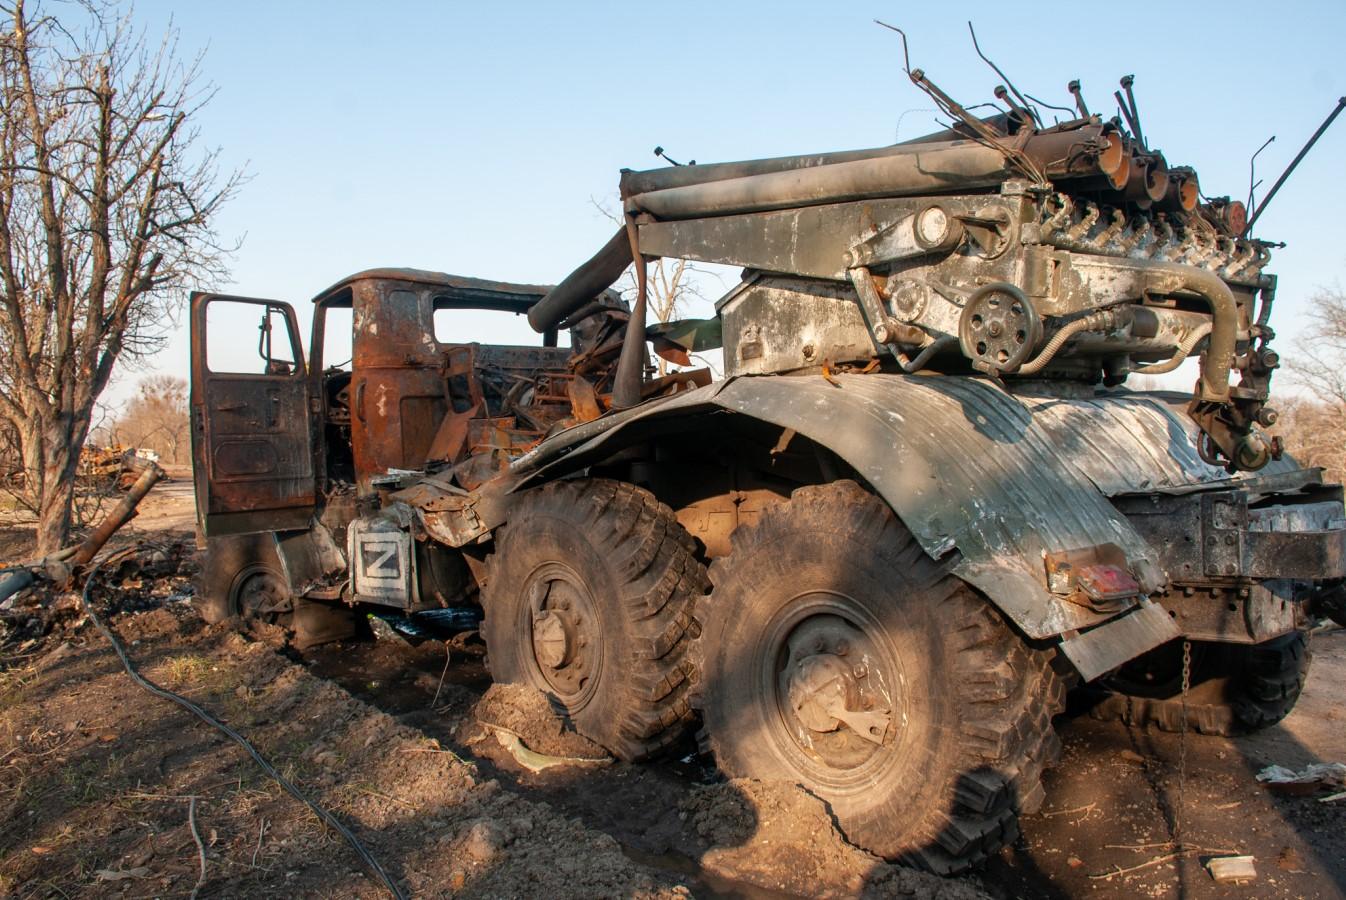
[
  {"x1": 700, "y1": 481, "x2": 1065, "y2": 874},
  {"x1": 481, "y1": 478, "x2": 709, "y2": 761}
]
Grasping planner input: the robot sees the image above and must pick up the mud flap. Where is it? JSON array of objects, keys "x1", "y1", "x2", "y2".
[{"x1": 1058, "y1": 601, "x2": 1182, "y2": 682}]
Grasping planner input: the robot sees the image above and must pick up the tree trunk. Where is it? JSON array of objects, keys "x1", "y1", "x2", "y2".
[
  {"x1": 35, "y1": 457, "x2": 75, "y2": 556},
  {"x1": 19, "y1": 417, "x2": 82, "y2": 557}
]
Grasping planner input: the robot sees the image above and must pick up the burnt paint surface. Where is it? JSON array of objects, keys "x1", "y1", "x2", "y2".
[
  {"x1": 192, "y1": 271, "x2": 604, "y2": 535},
  {"x1": 189, "y1": 293, "x2": 316, "y2": 535},
  {"x1": 344, "y1": 277, "x2": 579, "y2": 496}
]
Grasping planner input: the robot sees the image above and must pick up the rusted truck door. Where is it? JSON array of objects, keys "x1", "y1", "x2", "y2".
[{"x1": 190, "y1": 293, "x2": 316, "y2": 536}]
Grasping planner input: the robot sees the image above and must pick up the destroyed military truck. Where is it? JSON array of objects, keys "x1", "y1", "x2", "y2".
[{"x1": 190, "y1": 62, "x2": 1346, "y2": 872}]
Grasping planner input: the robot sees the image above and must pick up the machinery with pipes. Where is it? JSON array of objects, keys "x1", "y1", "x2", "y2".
[
  {"x1": 552, "y1": 69, "x2": 1299, "y2": 473},
  {"x1": 188, "y1": 29, "x2": 1346, "y2": 875}
]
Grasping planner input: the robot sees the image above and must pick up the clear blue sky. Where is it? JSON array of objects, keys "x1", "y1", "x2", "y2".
[{"x1": 113, "y1": 0, "x2": 1346, "y2": 404}]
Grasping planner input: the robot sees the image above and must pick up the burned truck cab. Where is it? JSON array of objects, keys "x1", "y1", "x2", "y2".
[
  {"x1": 189, "y1": 269, "x2": 628, "y2": 629},
  {"x1": 307, "y1": 271, "x2": 577, "y2": 498}
]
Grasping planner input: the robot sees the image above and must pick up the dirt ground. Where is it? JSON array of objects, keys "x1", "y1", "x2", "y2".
[{"x1": 2, "y1": 481, "x2": 1344, "y2": 898}]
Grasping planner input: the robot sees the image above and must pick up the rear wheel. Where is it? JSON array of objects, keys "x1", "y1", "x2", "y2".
[
  {"x1": 195, "y1": 533, "x2": 355, "y2": 647},
  {"x1": 700, "y1": 481, "x2": 1065, "y2": 873},
  {"x1": 481, "y1": 478, "x2": 709, "y2": 761},
  {"x1": 1087, "y1": 631, "x2": 1312, "y2": 735}
]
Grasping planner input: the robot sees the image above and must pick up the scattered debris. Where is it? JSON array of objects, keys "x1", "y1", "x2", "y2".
[
  {"x1": 1256, "y1": 762, "x2": 1346, "y2": 796},
  {"x1": 1206, "y1": 854, "x2": 1258, "y2": 884},
  {"x1": 94, "y1": 866, "x2": 150, "y2": 881},
  {"x1": 490, "y1": 727, "x2": 613, "y2": 774},
  {"x1": 1277, "y1": 846, "x2": 1305, "y2": 872},
  {"x1": 366, "y1": 614, "x2": 411, "y2": 646}
]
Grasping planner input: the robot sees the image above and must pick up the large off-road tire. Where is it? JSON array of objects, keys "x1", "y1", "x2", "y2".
[
  {"x1": 195, "y1": 533, "x2": 355, "y2": 648},
  {"x1": 699, "y1": 481, "x2": 1065, "y2": 874},
  {"x1": 481, "y1": 478, "x2": 710, "y2": 761},
  {"x1": 1086, "y1": 631, "x2": 1311, "y2": 735}
]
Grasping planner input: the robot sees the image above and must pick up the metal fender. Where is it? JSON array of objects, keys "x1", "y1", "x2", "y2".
[{"x1": 514, "y1": 373, "x2": 1181, "y2": 649}]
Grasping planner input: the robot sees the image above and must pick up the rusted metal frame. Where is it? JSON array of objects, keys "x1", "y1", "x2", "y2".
[
  {"x1": 1117, "y1": 487, "x2": 1346, "y2": 583},
  {"x1": 189, "y1": 293, "x2": 317, "y2": 534},
  {"x1": 313, "y1": 268, "x2": 553, "y2": 313}
]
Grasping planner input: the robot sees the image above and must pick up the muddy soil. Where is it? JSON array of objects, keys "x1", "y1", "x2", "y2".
[
  {"x1": 2, "y1": 601, "x2": 687, "y2": 898},
  {"x1": 301, "y1": 623, "x2": 1346, "y2": 900}
]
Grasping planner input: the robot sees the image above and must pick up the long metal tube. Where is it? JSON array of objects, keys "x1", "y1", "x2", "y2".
[
  {"x1": 626, "y1": 128, "x2": 1124, "y2": 222},
  {"x1": 68, "y1": 463, "x2": 166, "y2": 568},
  {"x1": 617, "y1": 115, "x2": 1017, "y2": 197},
  {"x1": 611, "y1": 219, "x2": 648, "y2": 409},
  {"x1": 528, "y1": 227, "x2": 632, "y2": 333},
  {"x1": 897, "y1": 335, "x2": 957, "y2": 373},
  {"x1": 621, "y1": 124, "x2": 1116, "y2": 202},
  {"x1": 629, "y1": 142, "x2": 1007, "y2": 219},
  {"x1": 0, "y1": 568, "x2": 35, "y2": 604},
  {"x1": 1136, "y1": 262, "x2": 1239, "y2": 402}
]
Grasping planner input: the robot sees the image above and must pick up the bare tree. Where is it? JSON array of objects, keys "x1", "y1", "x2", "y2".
[
  {"x1": 1282, "y1": 284, "x2": 1346, "y2": 482},
  {"x1": 107, "y1": 373, "x2": 188, "y2": 463},
  {"x1": 0, "y1": 0, "x2": 241, "y2": 552}
]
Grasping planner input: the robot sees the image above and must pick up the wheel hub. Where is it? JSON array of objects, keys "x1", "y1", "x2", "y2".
[
  {"x1": 788, "y1": 653, "x2": 854, "y2": 732},
  {"x1": 235, "y1": 568, "x2": 290, "y2": 620},
  {"x1": 524, "y1": 567, "x2": 601, "y2": 703},
  {"x1": 777, "y1": 612, "x2": 897, "y2": 767},
  {"x1": 532, "y1": 609, "x2": 576, "y2": 669}
]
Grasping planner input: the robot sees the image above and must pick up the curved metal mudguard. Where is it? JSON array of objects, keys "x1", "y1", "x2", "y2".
[{"x1": 514, "y1": 373, "x2": 1176, "y2": 642}]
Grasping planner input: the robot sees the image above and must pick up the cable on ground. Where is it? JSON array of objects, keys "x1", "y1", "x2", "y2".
[{"x1": 78, "y1": 545, "x2": 407, "y2": 900}]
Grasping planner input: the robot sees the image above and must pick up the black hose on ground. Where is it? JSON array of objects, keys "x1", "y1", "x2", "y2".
[{"x1": 79, "y1": 546, "x2": 407, "y2": 900}]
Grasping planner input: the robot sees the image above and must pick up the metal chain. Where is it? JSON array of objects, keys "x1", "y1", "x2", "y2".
[{"x1": 1174, "y1": 639, "x2": 1192, "y2": 849}]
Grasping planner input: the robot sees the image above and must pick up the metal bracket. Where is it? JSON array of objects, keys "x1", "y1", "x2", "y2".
[{"x1": 1201, "y1": 491, "x2": 1247, "y2": 578}]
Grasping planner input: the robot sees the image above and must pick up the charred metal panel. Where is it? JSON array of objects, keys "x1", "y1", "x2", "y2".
[
  {"x1": 514, "y1": 374, "x2": 1167, "y2": 639},
  {"x1": 348, "y1": 513, "x2": 415, "y2": 607},
  {"x1": 1057, "y1": 602, "x2": 1182, "y2": 682},
  {"x1": 275, "y1": 523, "x2": 346, "y2": 597},
  {"x1": 638, "y1": 201, "x2": 891, "y2": 281},
  {"x1": 189, "y1": 294, "x2": 317, "y2": 536},
  {"x1": 1017, "y1": 390, "x2": 1299, "y2": 497},
  {"x1": 1119, "y1": 488, "x2": 1346, "y2": 585},
  {"x1": 1157, "y1": 581, "x2": 1302, "y2": 644},
  {"x1": 343, "y1": 276, "x2": 583, "y2": 495},
  {"x1": 720, "y1": 275, "x2": 873, "y2": 375}
]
